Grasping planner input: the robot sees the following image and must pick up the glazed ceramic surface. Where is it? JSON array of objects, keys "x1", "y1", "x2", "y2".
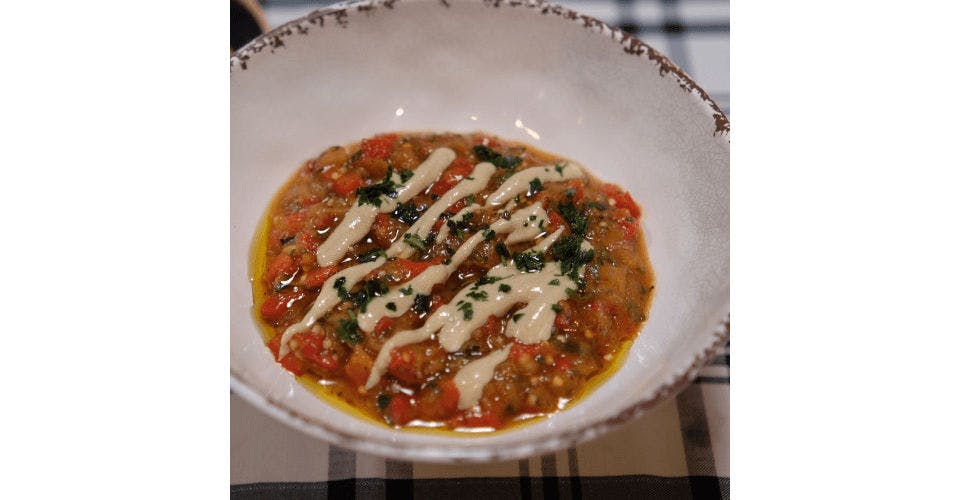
[{"x1": 231, "y1": 0, "x2": 729, "y2": 462}]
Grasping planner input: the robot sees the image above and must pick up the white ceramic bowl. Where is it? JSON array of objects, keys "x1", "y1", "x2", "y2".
[{"x1": 231, "y1": 0, "x2": 729, "y2": 462}]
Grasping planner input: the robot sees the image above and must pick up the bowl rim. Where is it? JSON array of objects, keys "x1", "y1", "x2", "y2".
[{"x1": 230, "y1": 0, "x2": 730, "y2": 462}]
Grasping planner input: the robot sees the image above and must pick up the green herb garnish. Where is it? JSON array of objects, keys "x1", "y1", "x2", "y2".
[
  {"x1": 473, "y1": 145, "x2": 522, "y2": 172},
  {"x1": 498, "y1": 283, "x2": 511, "y2": 293},
  {"x1": 356, "y1": 167, "x2": 398, "y2": 207},
  {"x1": 557, "y1": 200, "x2": 588, "y2": 236},
  {"x1": 391, "y1": 201, "x2": 422, "y2": 225},
  {"x1": 376, "y1": 394, "x2": 392, "y2": 410},
  {"x1": 403, "y1": 233, "x2": 428, "y2": 251},
  {"x1": 336, "y1": 310, "x2": 362, "y2": 344},
  {"x1": 400, "y1": 285, "x2": 413, "y2": 296},
  {"x1": 386, "y1": 302, "x2": 397, "y2": 311},
  {"x1": 551, "y1": 303, "x2": 562, "y2": 313},
  {"x1": 457, "y1": 301, "x2": 474, "y2": 320},
  {"x1": 513, "y1": 250, "x2": 546, "y2": 273},
  {"x1": 528, "y1": 177, "x2": 544, "y2": 196},
  {"x1": 495, "y1": 242, "x2": 510, "y2": 259},
  {"x1": 412, "y1": 294, "x2": 431, "y2": 314},
  {"x1": 512, "y1": 313, "x2": 524, "y2": 323},
  {"x1": 399, "y1": 169, "x2": 414, "y2": 183},
  {"x1": 358, "y1": 248, "x2": 385, "y2": 263},
  {"x1": 466, "y1": 290, "x2": 488, "y2": 302}
]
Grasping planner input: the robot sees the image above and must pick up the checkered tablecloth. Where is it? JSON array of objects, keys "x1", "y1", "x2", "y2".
[{"x1": 232, "y1": 1, "x2": 729, "y2": 497}]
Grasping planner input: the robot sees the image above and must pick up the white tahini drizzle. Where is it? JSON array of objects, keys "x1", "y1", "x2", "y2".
[
  {"x1": 364, "y1": 232, "x2": 593, "y2": 390},
  {"x1": 314, "y1": 147, "x2": 456, "y2": 266},
  {"x1": 484, "y1": 162, "x2": 583, "y2": 207},
  {"x1": 277, "y1": 257, "x2": 386, "y2": 357},
  {"x1": 388, "y1": 162, "x2": 497, "y2": 258},
  {"x1": 357, "y1": 203, "x2": 549, "y2": 333},
  {"x1": 453, "y1": 346, "x2": 512, "y2": 409}
]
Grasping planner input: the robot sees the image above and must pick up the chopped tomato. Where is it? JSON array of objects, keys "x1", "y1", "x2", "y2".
[
  {"x1": 388, "y1": 347, "x2": 422, "y2": 385},
  {"x1": 332, "y1": 171, "x2": 364, "y2": 197},
  {"x1": 601, "y1": 184, "x2": 641, "y2": 218},
  {"x1": 300, "y1": 195, "x2": 323, "y2": 207},
  {"x1": 439, "y1": 380, "x2": 460, "y2": 414},
  {"x1": 429, "y1": 294, "x2": 446, "y2": 313},
  {"x1": 260, "y1": 291, "x2": 305, "y2": 323},
  {"x1": 554, "y1": 307, "x2": 572, "y2": 330},
  {"x1": 293, "y1": 333, "x2": 340, "y2": 371},
  {"x1": 296, "y1": 230, "x2": 320, "y2": 253},
  {"x1": 617, "y1": 217, "x2": 638, "y2": 240},
  {"x1": 427, "y1": 157, "x2": 473, "y2": 196},
  {"x1": 265, "y1": 252, "x2": 299, "y2": 283},
  {"x1": 386, "y1": 395, "x2": 416, "y2": 425},
  {"x1": 555, "y1": 355, "x2": 573, "y2": 372},
  {"x1": 567, "y1": 179, "x2": 585, "y2": 202},
  {"x1": 361, "y1": 134, "x2": 398, "y2": 160},
  {"x1": 509, "y1": 342, "x2": 543, "y2": 361},
  {"x1": 476, "y1": 315, "x2": 502, "y2": 341},
  {"x1": 395, "y1": 257, "x2": 444, "y2": 281},
  {"x1": 373, "y1": 317, "x2": 395, "y2": 335},
  {"x1": 267, "y1": 333, "x2": 283, "y2": 359},
  {"x1": 279, "y1": 353, "x2": 305, "y2": 376},
  {"x1": 344, "y1": 350, "x2": 373, "y2": 387},
  {"x1": 548, "y1": 211, "x2": 565, "y2": 230},
  {"x1": 460, "y1": 409, "x2": 502, "y2": 429},
  {"x1": 283, "y1": 211, "x2": 308, "y2": 234},
  {"x1": 370, "y1": 213, "x2": 404, "y2": 248},
  {"x1": 302, "y1": 265, "x2": 339, "y2": 289}
]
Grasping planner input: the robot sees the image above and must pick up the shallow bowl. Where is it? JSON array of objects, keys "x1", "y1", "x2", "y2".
[{"x1": 231, "y1": 0, "x2": 729, "y2": 462}]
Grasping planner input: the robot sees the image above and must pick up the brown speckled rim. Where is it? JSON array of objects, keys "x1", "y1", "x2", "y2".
[{"x1": 230, "y1": 0, "x2": 730, "y2": 462}]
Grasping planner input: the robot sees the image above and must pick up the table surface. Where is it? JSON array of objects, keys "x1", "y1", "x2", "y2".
[{"x1": 232, "y1": 1, "x2": 729, "y2": 497}]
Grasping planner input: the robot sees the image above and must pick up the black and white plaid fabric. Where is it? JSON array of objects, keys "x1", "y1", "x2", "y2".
[{"x1": 232, "y1": 1, "x2": 729, "y2": 497}]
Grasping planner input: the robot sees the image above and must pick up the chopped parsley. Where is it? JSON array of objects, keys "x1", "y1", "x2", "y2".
[
  {"x1": 495, "y1": 242, "x2": 511, "y2": 259},
  {"x1": 554, "y1": 162, "x2": 567, "y2": 175},
  {"x1": 551, "y1": 303, "x2": 562, "y2": 313},
  {"x1": 482, "y1": 229, "x2": 496, "y2": 241},
  {"x1": 466, "y1": 290, "x2": 488, "y2": 302},
  {"x1": 512, "y1": 313, "x2": 524, "y2": 323},
  {"x1": 351, "y1": 279, "x2": 389, "y2": 313},
  {"x1": 473, "y1": 275, "x2": 505, "y2": 288},
  {"x1": 403, "y1": 233, "x2": 428, "y2": 251},
  {"x1": 446, "y1": 212, "x2": 473, "y2": 239},
  {"x1": 376, "y1": 394, "x2": 391, "y2": 410},
  {"x1": 551, "y1": 235, "x2": 596, "y2": 280},
  {"x1": 457, "y1": 301, "x2": 474, "y2": 320},
  {"x1": 473, "y1": 145, "x2": 522, "y2": 172},
  {"x1": 386, "y1": 302, "x2": 397, "y2": 311},
  {"x1": 391, "y1": 201, "x2": 422, "y2": 225},
  {"x1": 333, "y1": 276, "x2": 350, "y2": 301},
  {"x1": 465, "y1": 193, "x2": 476, "y2": 205},
  {"x1": 548, "y1": 278, "x2": 561, "y2": 286},
  {"x1": 557, "y1": 200, "x2": 588, "y2": 236},
  {"x1": 528, "y1": 178, "x2": 544, "y2": 196},
  {"x1": 356, "y1": 167, "x2": 399, "y2": 207},
  {"x1": 358, "y1": 248, "x2": 385, "y2": 263},
  {"x1": 412, "y1": 294, "x2": 431, "y2": 314},
  {"x1": 399, "y1": 169, "x2": 414, "y2": 183},
  {"x1": 400, "y1": 285, "x2": 413, "y2": 296},
  {"x1": 498, "y1": 283, "x2": 511, "y2": 293},
  {"x1": 513, "y1": 250, "x2": 546, "y2": 273},
  {"x1": 336, "y1": 310, "x2": 362, "y2": 344},
  {"x1": 529, "y1": 214, "x2": 537, "y2": 221}
]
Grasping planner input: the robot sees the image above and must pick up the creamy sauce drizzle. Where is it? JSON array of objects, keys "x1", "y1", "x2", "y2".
[
  {"x1": 388, "y1": 162, "x2": 496, "y2": 258},
  {"x1": 296, "y1": 151, "x2": 591, "y2": 404},
  {"x1": 453, "y1": 346, "x2": 512, "y2": 409},
  {"x1": 314, "y1": 147, "x2": 456, "y2": 266},
  {"x1": 278, "y1": 257, "x2": 386, "y2": 357},
  {"x1": 484, "y1": 162, "x2": 583, "y2": 207},
  {"x1": 364, "y1": 233, "x2": 593, "y2": 390},
  {"x1": 357, "y1": 203, "x2": 549, "y2": 333}
]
